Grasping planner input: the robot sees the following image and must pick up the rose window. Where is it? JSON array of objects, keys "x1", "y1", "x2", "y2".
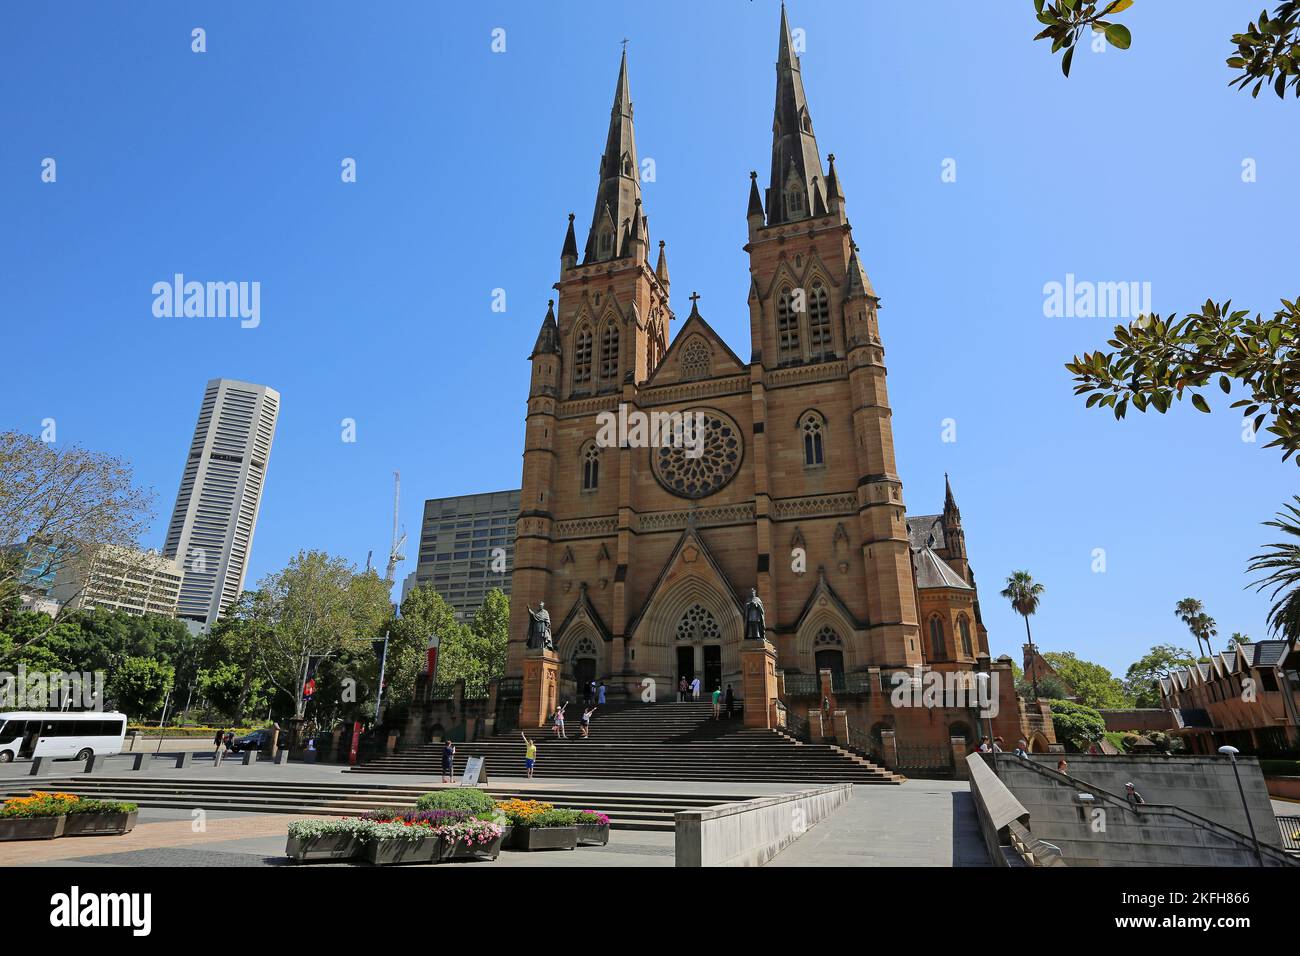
[
  {"x1": 676, "y1": 603, "x2": 720, "y2": 642},
  {"x1": 651, "y1": 409, "x2": 743, "y2": 499}
]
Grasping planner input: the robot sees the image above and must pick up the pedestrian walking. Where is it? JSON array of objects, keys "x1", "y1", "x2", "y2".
[
  {"x1": 581, "y1": 706, "x2": 596, "y2": 738},
  {"x1": 521, "y1": 733, "x2": 537, "y2": 778},
  {"x1": 213, "y1": 728, "x2": 226, "y2": 764},
  {"x1": 441, "y1": 739, "x2": 456, "y2": 784},
  {"x1": 1124, "y1": 782, "x2": 1146, "y2": 807},
  {"x1": 678, "y1": 676, "x2": 688, "y2": 702},
  {"x1": 597, "y1": 682, "x2": 607, "y2": 705},
  {"x1": 711, "y1": 685, "x2": 722, "y2": 720},
  {"x1": 690, "y1": 676, "x2": 701, "y2": 701},
  {"x1": 978, "y1": 737, "x2": 992, "y2": 753},
  {"x1": 724, "y1": 684, "x2": 734, "y2": 719},
  {"x1": 1012, "y1": 739, "x2": 1029, "y2": 758}
]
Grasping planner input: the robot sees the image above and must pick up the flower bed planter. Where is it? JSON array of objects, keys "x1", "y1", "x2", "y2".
[
  {"x1": 286, "y1": 832, "x2": 363, "y2": 863},
  {"x1": 514, "y1": 825, "x2": 577, "y2": 851},
  {"x1": 0, "y1": 815, "x2": 66, "y2": 841},
  {"x1": 576, "y1": 822, "x2": 610, "y2": 846},
  {"x1": 440, "y1": 832, "x2": 504, "y2": 862},
  {"x1": 65, "y1": 811, "x2": 138, "y2": 837},
  {"x1": 363, "y1": 834, "x2": 443, "y2": 866}
]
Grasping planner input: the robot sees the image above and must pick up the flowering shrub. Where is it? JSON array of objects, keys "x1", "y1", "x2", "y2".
[
  {"x1": 67, "y1": 799, "x2": 138, "y2": 815},
  {"x1": 415, "y1": 788, "x2": 495, "y2": 814},
  {"x1": 287, "y1": 818, "x2": 376, "y2": 840},
  {"x1": 361, "y1": 809, "x2": 469, "y2": 828},
  {"x1": 1, "y1": 791, "x2": 81, "y2": 818},
  {"x1": 514, "y1": 808, "x2": 579, "y2": 829},
  {"x1": 436, "y1": 818, "x2": 503, "y2": 847},
  {"x1": 363, "y1": 821, "x2": 442, "y2": 842},
  {"x1": 494, "y1": 798, "x2": 554, "y2": 825},
  {"x1": 576, "y1": 811, "x2": 610, "y2": 826}
]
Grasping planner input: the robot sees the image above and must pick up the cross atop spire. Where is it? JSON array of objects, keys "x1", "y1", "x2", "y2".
[
  {"x1": 583, "y1": 48, "x2": 645, "y2": 264},
  {"x1": 766, "y1": 3, "x2": 826, "y2": 226}
]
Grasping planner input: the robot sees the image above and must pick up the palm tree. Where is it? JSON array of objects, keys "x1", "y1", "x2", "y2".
[
  {"x1": 1175, "y1": 598, "x2": 1215, "y2": 657},
  {"x1": 1001, "y1": 571, "x2": 1045, "y2": 647},
  {"x1": 1248, "y1": 497, "x2": 1300, "y2": 641},
  {"x1": 1002, "y1": 571, "x2": 1046, "y2": 699}
]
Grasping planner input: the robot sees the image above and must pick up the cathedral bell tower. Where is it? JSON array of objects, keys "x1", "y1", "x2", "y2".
[{"x1": 743, "y1": 4, "x2": 922, "y2": 668}]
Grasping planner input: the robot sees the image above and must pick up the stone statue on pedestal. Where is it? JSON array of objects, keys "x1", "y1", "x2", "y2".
[
  {"x1": 744, "y1": 588, "x2": 766, "y2": 641},
  {"x1": 526, "y1": 602, "x2": 553, "y2": 651}
]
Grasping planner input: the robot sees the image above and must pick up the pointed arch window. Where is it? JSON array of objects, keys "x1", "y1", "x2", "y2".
[
  {"x1": 573, "y1": 324, "x2": 593, "y2": 389},
  {"x1": 958, "y1": 615, "x2": 973, "y2": 658},
  {"x1": 929, "y1": 616, "x2": 946, "y2": 659},
  {"x1": 680, "y1": 336, "x2": 712, "y2": 380},
  {"x1": 777, "y1": 287, "x2": 802, "y2": 365},
  {"x1": 599, "y1": 322, "x2": 619, "y2": 382},
  {"x1": 597, "y1": 228, "x2": 614, "y2": 258},
  {"x1": 807, "y1": 283, "x2": 832, "y2": 360},
  {"x1": 676, "y1": 604, "x2": 720, "y2": 642},
  {"x1": 581, "y1": 442, "x2": 600, "y2": 492},
  {"x1": 799, "y1": 410, "x2": 825, "y2": 467}
]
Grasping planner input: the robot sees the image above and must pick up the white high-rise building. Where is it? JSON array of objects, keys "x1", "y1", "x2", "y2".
[{"x1": 163, "y1": 378, "x2": 279, "y2": 626}]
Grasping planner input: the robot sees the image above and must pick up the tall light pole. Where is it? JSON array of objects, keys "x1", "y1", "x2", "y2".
[{"x1": 1218, "y1": 745, "x2": 1264, "y2": 866}]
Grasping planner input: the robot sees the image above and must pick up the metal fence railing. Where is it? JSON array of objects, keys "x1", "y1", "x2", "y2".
[{"x1": 1279, "y1": 816, "x2": 1300, "y2": 851}]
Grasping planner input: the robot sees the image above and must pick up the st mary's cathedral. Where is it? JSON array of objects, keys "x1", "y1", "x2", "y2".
[{"x1": 504, "y1": 8, "x2": 1039, "y2": 751}]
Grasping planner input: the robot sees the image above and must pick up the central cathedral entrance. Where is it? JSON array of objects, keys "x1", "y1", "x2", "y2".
[
  {"x1": 704, "y1": 645, "x2": 722, "y2": 692},
  {"x1": 676, "y1": 646, "x2": 693, "y2": 693}
]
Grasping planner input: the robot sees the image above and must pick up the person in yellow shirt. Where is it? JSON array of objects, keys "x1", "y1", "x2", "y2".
[{"x1": 521, "y1": 732, "x2": 538, "y2": 778}]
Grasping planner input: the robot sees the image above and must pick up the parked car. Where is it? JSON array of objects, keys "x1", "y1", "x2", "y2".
[{"x1": 228, "y1": 729, "x2": 273, "y2": 754}]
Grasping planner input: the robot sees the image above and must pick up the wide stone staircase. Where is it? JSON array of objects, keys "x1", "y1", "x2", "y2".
[
  {"x1": 354, "y1": 701, "x2": 902, "y2": 785},
  {"x1": 0, "y1": 775, "x2": 722, "y2": 831}
]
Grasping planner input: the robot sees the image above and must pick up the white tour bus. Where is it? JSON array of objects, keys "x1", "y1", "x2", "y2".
[{"x1": 0, "y1": 711, "x2": 128, "y2": 762}]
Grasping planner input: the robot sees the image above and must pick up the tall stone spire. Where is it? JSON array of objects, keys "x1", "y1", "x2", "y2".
[
  {"x1": 766, "y1": 3, "x2": 826, "y2": 226},
  {"x1": 655, "y1": 239, "x2": 670, "y2": 289},
  {"x1": 583, "y1": 49, "x2": 644, "y2": 264}
]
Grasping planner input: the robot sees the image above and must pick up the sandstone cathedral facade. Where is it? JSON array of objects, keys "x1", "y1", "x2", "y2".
[{"x1": 506, "y1": 9, "x2": 1051, "y2": 756}]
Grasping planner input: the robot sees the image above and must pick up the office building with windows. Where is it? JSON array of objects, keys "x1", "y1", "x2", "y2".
[
  {"x1": 162, "y1": 378, "x2": 279, "y2": 627},
  {"x1": 410, "y1": 489, "x2": 519, "y2": 619}
]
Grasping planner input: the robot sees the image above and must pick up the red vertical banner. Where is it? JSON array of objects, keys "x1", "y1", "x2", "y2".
[
  {"x1": 426, "y1": 633, "x2": 440, "y2": 678},
  {"x1": 348, "y1": 721, "x2": 362, "y2": 766}
]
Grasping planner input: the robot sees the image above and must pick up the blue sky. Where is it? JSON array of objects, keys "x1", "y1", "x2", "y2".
[{"x1": 2, "y1": 1, "x2": 1297, "y2": 676}]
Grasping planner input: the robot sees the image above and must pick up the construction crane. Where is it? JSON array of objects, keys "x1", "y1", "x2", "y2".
[{"x1": 385, "y1": 470, "x2": 406, "y2": 584}]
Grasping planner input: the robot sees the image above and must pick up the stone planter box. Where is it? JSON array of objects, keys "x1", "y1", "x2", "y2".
[
  {"x1": 65, "y1": 811, "x2": 138, "y2": 837},
  {"x1": 576, "y1": 822, "x2": 610, "y2": 846},
  {"x1": 513, "y1": 825, "x2": 577, "y2": 851},
  {"x1": 363, "y1": 835, "x2": 443, "y2": 866},
  {"x1": 439, "y1": 833, "x2": 504, "y2": 862},
  {"x1": 285, "y1": 832, "x2": 363, "y2": 863},
  {"x1": 499, "y1": 824, "x2": 517, "y2": 849},
  {"x1": 0, "y1": 815, "x2": 67, "y2": 841}
]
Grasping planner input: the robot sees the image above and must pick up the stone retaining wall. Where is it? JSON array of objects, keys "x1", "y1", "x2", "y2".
[{"x1": 674, "y1": 783, "x2": 852, "y2": 867}]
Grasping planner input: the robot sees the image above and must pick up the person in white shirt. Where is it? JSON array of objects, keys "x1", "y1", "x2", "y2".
[{"x1": 690, "y1": 676, "x2": 701, "y2": 700}]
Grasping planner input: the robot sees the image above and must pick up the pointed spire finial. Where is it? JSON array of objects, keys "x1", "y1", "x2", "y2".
[
  {"x1": 768, "y1": 4, "x2": 825, "y2": 225},
  {"x1": 584, "y1": 49, "x2": 643, "y2": 263},
  {"x1": 688, "y1": 291, "x2": 701, "y2": 317}
]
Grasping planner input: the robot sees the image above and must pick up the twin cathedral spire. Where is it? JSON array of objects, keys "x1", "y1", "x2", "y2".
[{"x1": 542, "y1": 4, "x2": 868, "y2": 389}]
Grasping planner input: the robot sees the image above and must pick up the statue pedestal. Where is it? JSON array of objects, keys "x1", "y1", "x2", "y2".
[
  {"x1": 520, "y1": 647, "x2": 560, "y2": 730},
  {"x1": 741, "y1": 639, "x2": 779, "y2": 729}
]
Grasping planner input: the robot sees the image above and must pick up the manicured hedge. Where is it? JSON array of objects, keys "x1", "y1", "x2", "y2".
[{"x1": 415, "y1": 788, "x2": 496, "y2": 815}]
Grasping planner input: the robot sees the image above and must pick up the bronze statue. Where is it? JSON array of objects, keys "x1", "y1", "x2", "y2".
[
  {"x1": 526, "y1": 602, "x2": 553, "y2": 650},
  {"x1": 744, "y1": 587, "x2": 766, "y2": 641}
]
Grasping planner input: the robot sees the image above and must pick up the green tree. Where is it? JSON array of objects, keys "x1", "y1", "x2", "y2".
[
  {"x1": 1066, "y1": 299, "x2": 1300, "y2": 464},
  {"x1": 1123, "y1": 643, "x2": 1198, "y2": 707},
  {"x1": 1247, "y1": 496, "x2": 1300, "y2": 640},
  {"x1": 196, "y1": 661, "x2": 268, "y2": 723},
  {"x1": 1174, "y1": 597, "x2": 1217, "y2": 657},
  {"x1": 1045, "y1": 698, "x2": 1107, "y2": 752},
  {"x1": 1000, "y1": 570, "x2": 1045, "y2": 647},
  {"x1": 1033, "y1": 1, "x2": 1300, "y2": 98},
  {"x1": 108, "y1": 656, "x2": 174, "y2": 721},
  {"x1": 0, "y1": 431, "x2": 155, "y2": 647},
  {"x1": 1042, "y1": 651, "x2": 1132, "y2": 709},
  {"x1": 250, "y1": 551, "x2": 393, "y2": 718},
  {"x1": 469, "y1": 588, "x2": 510, "y2": 680}
]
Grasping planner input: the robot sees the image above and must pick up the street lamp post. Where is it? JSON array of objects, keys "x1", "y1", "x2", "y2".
[{"x1": 1218, "y1": 745, "x2": 1264, "y2": 866}]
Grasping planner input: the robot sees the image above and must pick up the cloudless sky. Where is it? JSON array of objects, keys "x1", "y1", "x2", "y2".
[{"x1": 3, "y1": 1, "x2": 1297, "y2": 676}]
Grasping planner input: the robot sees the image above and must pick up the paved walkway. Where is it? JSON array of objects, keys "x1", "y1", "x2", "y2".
[{"x1": 766, "y1": 780, "x2": 989, "y2": 867}]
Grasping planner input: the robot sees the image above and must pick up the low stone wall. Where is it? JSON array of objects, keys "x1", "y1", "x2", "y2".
[
  {"x1": 674, "y1": 783, "x2": 852, "y2": 867},
  {"x1": 1266, "y1": 775, "x2": 1300, "y2": 802},
  {"x1": 1098, "y1": 708, "x2": 1174, "y2": 733}
]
